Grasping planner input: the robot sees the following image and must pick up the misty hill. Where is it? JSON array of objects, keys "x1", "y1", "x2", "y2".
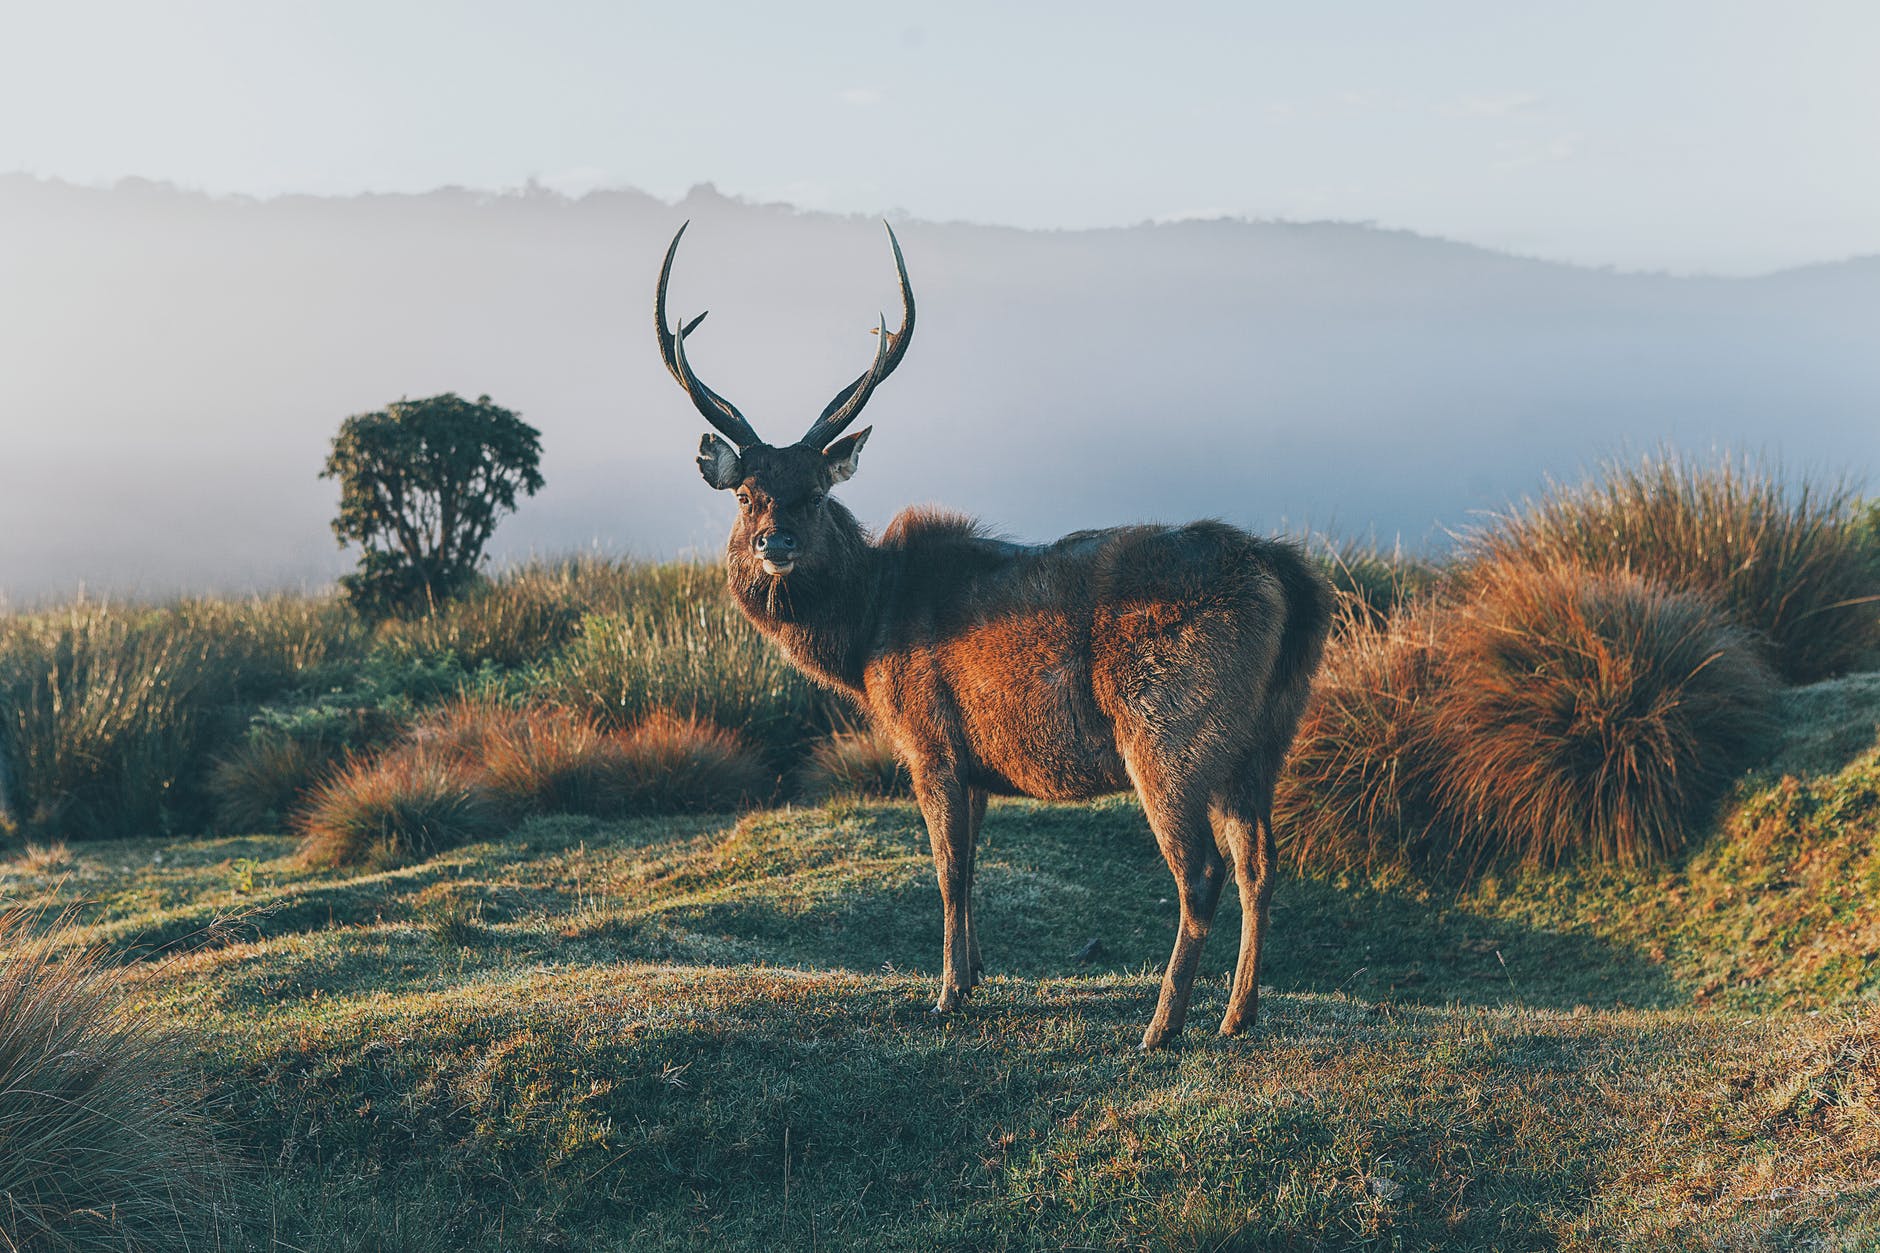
[{"x1": 2, "y1": 176, "x2": 1876, "y2": 601}]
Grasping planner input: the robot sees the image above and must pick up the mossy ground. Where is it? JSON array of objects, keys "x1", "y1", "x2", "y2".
[{"x1": 3, "y1": 678, "x2": 1875, "y2": 1249}]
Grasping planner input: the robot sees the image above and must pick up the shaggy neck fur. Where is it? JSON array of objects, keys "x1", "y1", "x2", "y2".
[{"x1": 724, "y1": 500, "x2": 882, "y2": 695}]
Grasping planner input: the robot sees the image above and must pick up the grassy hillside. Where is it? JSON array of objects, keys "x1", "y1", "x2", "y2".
[{"x1": 5, "y1": 673, "x2": 1876, "y2": 1250}]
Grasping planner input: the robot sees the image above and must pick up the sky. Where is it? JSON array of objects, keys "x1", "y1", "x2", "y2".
[{"x1": 2, "y1": 1, "x2": 1877, "y2": 275}]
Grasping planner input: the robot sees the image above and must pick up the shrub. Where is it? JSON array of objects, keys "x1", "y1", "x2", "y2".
[
  {"x1": 0, "y1": 909, "x2": 225, "y2": 1251},
  {"x1": 296, "y1": 750, "x2": 505, "y2": 869},
  {"x1": 798, "y1": 728, "x2": 911, "y2": 801},
  {"x1": 1276, "y1": 605, "x2": 1446, "y2": 873},
  {"x1": 322, "y1": 393, "x2": 544, "y2": 617},
  {"x1": 1464, "y1": 452, "x2": 1880, "y2": 682},
  {"x1": 1426, "y1": 561, "x2": 1776, "y2": 869}
]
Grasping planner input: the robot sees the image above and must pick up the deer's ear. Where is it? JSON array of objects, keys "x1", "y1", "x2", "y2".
[
  {"x1": 823, "y1": 426, "x2": 871, "y2": 485},
  {"x1": 697, "y1": 433, "x2": 743, "y2": 489}
]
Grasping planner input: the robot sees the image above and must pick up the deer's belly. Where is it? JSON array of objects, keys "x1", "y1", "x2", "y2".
[{"x1": 954, "y1": 660, "x2": 1130, "y2": 801}]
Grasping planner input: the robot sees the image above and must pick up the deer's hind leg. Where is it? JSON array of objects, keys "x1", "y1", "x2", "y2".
[
  {"x1": 965, "y1": 787, "x2": 987, "y2": 990},
  {"x1": 1134, "y1": 765, "x2": 1228, "y2": 1051},
  {"x1": 1215, "y1": 768, "x2": 1278, "y2": 1037}
]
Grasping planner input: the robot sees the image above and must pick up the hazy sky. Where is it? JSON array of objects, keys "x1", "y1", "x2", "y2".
[{"x1": 3, "y1": 1, "x2": 1877, "y2": 275}]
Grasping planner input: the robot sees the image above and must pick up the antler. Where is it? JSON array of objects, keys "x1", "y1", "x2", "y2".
[
  {"x1": 655, "y1": 222, "x2": 764, "y2": 449},
  {"x1": 798, "y1": 222, "x2": 916, "y2": 451}
]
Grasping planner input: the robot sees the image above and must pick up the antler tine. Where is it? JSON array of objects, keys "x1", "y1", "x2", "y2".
[
  {"x1": 656, "y1": 222, "x2": 764, "y2": 449},
  {"x1": 799, "y1": 221, "x2": 916, "y2": 450}
]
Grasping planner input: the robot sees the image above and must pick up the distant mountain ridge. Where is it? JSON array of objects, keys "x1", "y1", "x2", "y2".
[{"x1": 2, "y1": 176, "x2": 1875, "y2": 600}]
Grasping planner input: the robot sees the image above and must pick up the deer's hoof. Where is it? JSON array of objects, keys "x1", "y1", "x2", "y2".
[
  {"x1": 931, "y1": 989, "x2": 965, "y2": 1014},
  {"x1": 1139, "y1": 1026, "x2": 1180, "y2": 1051}
]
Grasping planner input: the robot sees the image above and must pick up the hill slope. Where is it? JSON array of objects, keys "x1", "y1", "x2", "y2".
[{"x1": 8, "y1": 673, "x2": 1877, "y2": 1249}]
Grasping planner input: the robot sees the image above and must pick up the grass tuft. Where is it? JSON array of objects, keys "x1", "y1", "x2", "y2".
[
  {"x1": 296, "y1": 750, "x2": 505, "y2": 869},
  {"x1": 1428, "y1": 561, "x2": 1776, "y2": 869},
  {"x1": 0, "y1": 908, "x2": 226, "y2": 1251},
  {"x1": 798, "y1": 728, "x2": 911, "y2": 801},
  {"x1": 604, "y1": 710, "x2": 771, "y2": 814},
  {"x1": 14, "y1": 841, "x2": 78, "y2": 876},
  {"x1": 1464, "y1": 450, "x2": 1880, "y2": 682},
  {"x1": 208, "y1": 729, "x2": 346, "y2": 834},
  {"x1": 1277, "y1": 604, "x2": 1445, "y2": 873}
]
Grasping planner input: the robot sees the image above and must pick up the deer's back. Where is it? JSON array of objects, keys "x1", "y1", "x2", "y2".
[{"x1": 864, "y1": 514, "x2": 1301, "y2": 800}]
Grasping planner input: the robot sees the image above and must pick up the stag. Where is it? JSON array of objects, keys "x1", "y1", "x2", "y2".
[{"x1": 654, "y1": 222, "x2": 1333, "y2": 1048}]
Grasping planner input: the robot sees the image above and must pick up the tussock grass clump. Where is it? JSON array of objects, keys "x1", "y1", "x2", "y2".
[
  {"x1": 1277, "y1": 606, "x2": 1445, "y2": 872},
  {"x1": 382, "y1": 699, "x2": 767, "y2": 823},
  {"x1": 373, "y1": 557, "x2": 727, "y2": 672},
  {"x1": 541, "y1": 603, "x2": 823, "y2": 756},
  {"x1": 604, "y1": 711, "x2": 770, "y2": 814},
  {"x1": 0, "y1": 909, "x2": 225, "y2": 1251},
  {"x1": 798, "y1": 728, "x2": 911, "y2": 801},
  {"x1": 1317, "y1": 539, "x2": 1438, "y2": 628},
  {"x1": 14, "y1": 841, "x2": 77, "y2": 876},
  {"x1": 1466, "y1": 451, "x2": 1880, "y2": 681},
  {"x1": 0, "y1": 597, "x2": 363, "y2": 840},
  {"x1": 1427, "y1": 561, "x2": 1775, "y2": 869},
  {"x1": 208, "y1": 730, "x2": 346, "y2": 834},
  {"x1": 0, "y1": 604, "x2": 222, "y2": 839},
  {"x1": 470, "y1": 702, "x2": 639, "y2": 815},
  {"x1": 296, "y1": 751, "x2": 504, "y2": 868}
]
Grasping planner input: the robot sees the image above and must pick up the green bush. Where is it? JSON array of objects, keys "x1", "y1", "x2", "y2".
[{"x1": 540, "y1": 604, "x2": 826, "y2": 759}]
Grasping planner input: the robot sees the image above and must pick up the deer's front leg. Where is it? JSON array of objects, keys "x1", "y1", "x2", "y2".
[{"x1": 913, "y1": 770, "x2": 974, "y2": 1013}]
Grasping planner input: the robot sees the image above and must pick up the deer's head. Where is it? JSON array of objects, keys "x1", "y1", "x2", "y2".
[{"x1": 655, "y1": 222, "x2": 914, "y2": 578}]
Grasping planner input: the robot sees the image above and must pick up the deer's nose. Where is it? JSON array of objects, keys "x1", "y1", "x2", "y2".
[{"x1": 754, "y1": 530, "x2": 797, "y2": 556}]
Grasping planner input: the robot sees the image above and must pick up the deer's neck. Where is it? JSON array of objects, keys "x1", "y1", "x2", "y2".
[{"x1": 725, "y1": 510, "x2": 882, "y2": 696}]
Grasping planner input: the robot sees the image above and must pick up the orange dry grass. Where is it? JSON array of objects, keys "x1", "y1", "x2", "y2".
[
  {"x1": 798, "y1": 728, "x2": 911, "y2": 801},
  {"x1": 296, "y1": 749, "x2": 504, "y2": 869},
  {"x1": 608, "y1": 710, "x2": 769, "y2": 814},
  {"x1": 1426, "y1": 561, "x2": 1775, "y2": 869},
  {"x1": 1276, "y1": 604, "x2": 1445, "y2": 873},
  {"x1": 392, "y1": 699, "x2": 767, "y2": 821}
]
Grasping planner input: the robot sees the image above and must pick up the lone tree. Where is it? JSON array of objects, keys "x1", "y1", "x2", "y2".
[{"x1": 322, "y1": 393, "x2": 544, "y2": 614}]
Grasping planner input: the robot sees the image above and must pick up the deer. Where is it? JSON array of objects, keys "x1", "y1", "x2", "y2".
[{"x1": 653, "y1": 221, "x2": 1335, "y2": 1049}]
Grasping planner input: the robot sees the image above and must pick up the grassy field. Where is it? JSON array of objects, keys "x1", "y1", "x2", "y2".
[
  {"x1": 3, "y1": 455, "x2": 1876, "y2": 1248},
  {"x1": 5, "y1": 671, "x2": 1876, "y2": 1250}
]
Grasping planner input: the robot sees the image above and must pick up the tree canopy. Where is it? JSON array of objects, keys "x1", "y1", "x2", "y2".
[{"x1": 322, "y1": 393, "x2": 544, "y2": 613}]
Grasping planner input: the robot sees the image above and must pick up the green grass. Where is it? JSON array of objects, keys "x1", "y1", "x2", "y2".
[{"x1": 6, "y1": 676, "x2": 1875, "y2": 1249}]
